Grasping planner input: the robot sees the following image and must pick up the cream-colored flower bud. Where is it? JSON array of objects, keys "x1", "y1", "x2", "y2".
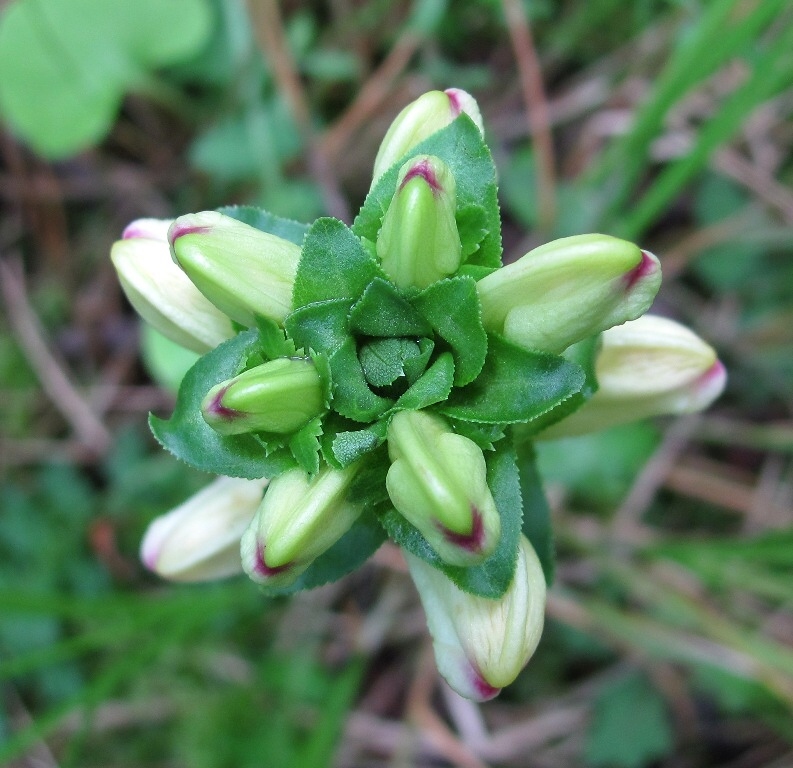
[
  {"x1": 376, "y1": 155, "x2": 462, "y2": 290},
  {"x1": 407, "y1": 534, "x2": 546, "y2": 701},
  {"x1": 476, "y1": 234, "x2": 661, "y2": 354},
  {"x1": 140, "y1": 476, "x2": 268, "y2": 582},
  {"x1": 538, "y1": 314, "x2": 727, "y2": 438},
  {"x1": 202, "y1": 357, "x2": 324, "y2": 436},
  {"x1": 240, "y1": 465, "x2": 362, "y2": 588},
  {"x1": 386, "y1": 410, "x2": 501, "y2": 567},
  {"x1": 111, "y1": 218, "x2": 235, "y2": 353},
  {"x1": 169, "y1": 211, "x2": 301, "y2": 327},
  {"x1": 372, "y1": 88, "x2": 484, "y2": 185}
]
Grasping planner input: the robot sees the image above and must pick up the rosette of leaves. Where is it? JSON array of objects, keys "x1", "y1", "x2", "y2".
[{"x1": 150, "y1": 113, "x2": 588, "y2": 598}]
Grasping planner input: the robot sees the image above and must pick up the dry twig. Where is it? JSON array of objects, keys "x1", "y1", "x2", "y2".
[
  {"x1": 246, "y1": 0, "x2": 351, "y2": 222},
  {"x1": 501, "y1": 0, "x2": 557, "y2": 232},
  {"x1": 0, "y1": 255, "x2": 111, "y2": 455}
]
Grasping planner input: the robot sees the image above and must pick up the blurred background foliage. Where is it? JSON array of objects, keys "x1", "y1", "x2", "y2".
[{"x1": 1, "y1": 0, "x2": 793, "y2": 765}]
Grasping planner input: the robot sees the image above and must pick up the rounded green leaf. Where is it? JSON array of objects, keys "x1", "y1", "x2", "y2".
[{"x1": 0, "y1": 0, "x2": 212, "y2": 157}]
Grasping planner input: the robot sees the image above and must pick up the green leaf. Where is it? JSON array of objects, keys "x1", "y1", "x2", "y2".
[
  {"x1": 456, "y1": 264, "x2": 498, "y2": 281},
  {"x1": 519, "y1": 333, "x2": 600, "y2": 436},
  {"x1": 346, "y1": 449, "x2": 391, "y2": 508},
  {"x1": 330, "y1": 420, "x2": 389, "y2": 468},
  {"x1": 349, "y1": 278, "x2": 431, "y2": 337},
  {"x1": 393, "y1": 352, "x2": 455, "y2": 412},
  {"x1": 382, "y1": 442, "x2": 523, "y2": 598},
  {"x1": 293, "y1": 218, "x2": 382, "y2": 308},
  {"x1": 260, "y1": 506, "x2": 387, "y2": 595},
  {"x1": 255, "y1": 317, "x2": 298, "y2": 360},
  {"x1": 0, "y1": 0, "x2": 212, "y2": 158},
  {"x1": 285, "y1": 299, "x2": 351, "y2": 357},
  {"x1": 447, "y1": 420, "x2": 506, "y2": 451},
  {"x1": 516, "y1": 447, "x2": 554, "y2": 584},
  {"x1": 439, "y1": 334, "x2": 586, "y2": 424},
  {"x1": 585, "y1": 672, "x2": 674, "y2": 768},
  {"x1": 219, "y1": 205, "x2": 309, "y2": 246},
  {"x1": 456, "y1": 203, "x2": 489, "y2": 259},
  {"x1": 328, "y1": 339, "x2": 393, "y2": 422},
  {"x1": 353, "y1": 115, "x2": 502, "y2": 268},
  {"x1": 403, "y1": 338, "x2": 435, "y2": 385},
  {"x1": 412, "y1": 276, "x2": 487, "y2": 386},
  {"x1": 289, "y1": 418, "x2": 323, "y2": 476},
  {"x1": 149, "y1": 330, "x2": 295, "y2": 479},
  {"x1": 359, "y1": 338, "x2": 424, "y2": 388}
]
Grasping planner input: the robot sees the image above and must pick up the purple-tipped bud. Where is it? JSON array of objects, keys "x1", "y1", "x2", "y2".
[
  {"x1": 169, "y1": 211, "x2": 301, "y2": 327},
  {"x1": 140, "y1": 476, "x2": 268, "y2": 582},
  {"x1": 476, "y1": 234, "x2": 662, "y2": 354},
  {"x1": 240, "y1": 465, "x2": 362, "y2": 588},
  {"x1": 386, "y1": 410, "x2": 501, "y2": 567},
  {"x1": 376, "y1": 155, "x2": 462, "y2": 290},
  {"x1": 407, "y1": 535, "x2": 546, "y2": 701},
  {"x1": 202, "y1": 357, "x2": 324, "y2": 436},
  {"x1": 538, "y1": 314, "x2": 727, "y2": 438},
  {"x1": 372, "y1": 88, "x2": 484, "y2": 185},
  {"x1": 110, "y1": 218, "x2": 234, "y2": 353}
]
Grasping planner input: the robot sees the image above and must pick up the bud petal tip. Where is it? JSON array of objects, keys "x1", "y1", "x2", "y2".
[
  {"x1": 437, "y1": 507, "x2": 486, "y2": 554},
  {"x1": 470, "y1": 671, "x2": 501, "y2": 701},
  {"x1": 695, "y1": 359, "x2": 727, "y2": 403},
  {"x1": 168, "y1": 221, "x2": 211, "y2": 246},
  {"x1": 122, "y1": 218, "x2": 173, "y2": 241},
  {"x1": 202, "y1": 383, "x2": 240, "y2": 421},
  {"x1": 624, "y1": 249, "x2": 660, "y2": 290},
  {"x1": 400, "y1": 157, "x2": 442, "y2": 193},
  {"x1": 251, "y1": 545, "x2": 293, "y2": 581}
]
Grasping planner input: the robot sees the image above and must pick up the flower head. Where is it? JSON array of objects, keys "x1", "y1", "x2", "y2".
[
  {"x1": 407, "y1": 535, "x2": 546, "y2": 701},
  {"x1": 202, "y1": 357, "x2": 324, "y2": 436},
  {"x1": 169, "y1": 210, "x2": 301, "y2": 327},
  {"x1": 141, "y1": 476, "x2": 267, "y2": 582},
  {"x1": 376, "y1": 155, "x2": 462, "y2": 290},
  {"x1": 240, "y1": 465, "x2": 362, "y2": 589},
  {"x1": 386, "y1": 410, "x2": 500, "y2": 567},
  {"x1": 115, "y1": 86, "x2": 726, "y2": 701},
  {"x1": 372, "y1": 88, "x2": 484, "y2": 184},
  {"x1": 477, "y1": 234, "x2": 661, "y2": 354},
  {"x1": 110, "y1": 218, "x2": 234, "y2": 353},
  {"x1": 539, "y1": 314, "x2": 727, "y2": 438}
]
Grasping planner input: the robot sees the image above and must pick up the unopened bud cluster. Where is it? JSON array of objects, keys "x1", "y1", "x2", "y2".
[{"x1": 113, "y1": 87, "x2": 725, "y2": 701}]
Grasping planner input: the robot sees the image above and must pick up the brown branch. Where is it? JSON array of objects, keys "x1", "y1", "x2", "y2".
[
  {"x1": 0, "y1": 255, "x2": 111, "y2": 455},
  {"x1": 246, "y1": 0, "x2": 351, "y2": 222},
  {"x1": 320, "y1": 32, "x2": 423, "y2": 164},
  {"x1": 501, "y1": 0, "x2": 557, "y2": 232}
]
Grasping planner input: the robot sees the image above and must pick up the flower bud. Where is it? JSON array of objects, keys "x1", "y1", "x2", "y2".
[
  {"x1": 111, "y1": 218, "x2": 235, "y2": 353},
  {"x1": 376, "y1": 155, "x2": 462, "y2": 290},
  {"x1": 169, "y1": 211, "x2": 301, "y2": 327},
  {"x1": 386, "y1": 410, "x2": 500, "y2": 566},
  {"x1": 407, "y1": 534, "x2": 546, "y2": 701},
  {"x1": 538, "y1": 314, "x2": 727, "y2": 438},
  {"x1": 140, "y1": 476, "x2": 268, "y2": 582},
  {"x1": 202, "y1": 357, "x2": 324, "y2": 436},
  {"x1": 476, "y1": 234, "x2": 661, "y2": 354},
  {"x1": 240, "y1": 464, "x2": 362, "y2": 588},
  {"x1": 372, "y1": 88, "x2": 484, "y2": 185}
]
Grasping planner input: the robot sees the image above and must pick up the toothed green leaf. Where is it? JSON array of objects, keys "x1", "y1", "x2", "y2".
[
  {"x1": 293, "y1": 218, "x2": 382, "y2": 307},
  {"x1": 439, "y1": 334, "x2": 586, "y2": 424},
  {"x1": 412, "y1": 276, "x2": 487, "y2": 386}
]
